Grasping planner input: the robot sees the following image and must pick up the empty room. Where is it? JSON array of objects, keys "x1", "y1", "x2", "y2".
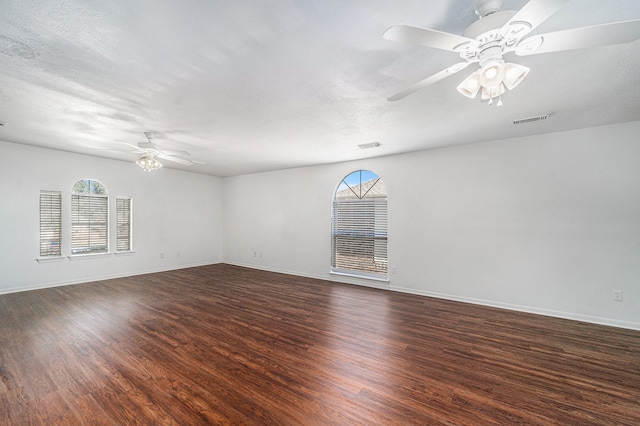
[{"x1": 1, "y1": 0, "x2": 640, "y2": 424}]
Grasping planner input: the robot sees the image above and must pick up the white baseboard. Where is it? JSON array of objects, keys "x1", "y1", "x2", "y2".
[
  {"x1": 224, "y1": 262, "x2": 640, "y2": 331},
  {"x1": 4, "y1": 260, "x2": 638, "y2": 331},
  {"x1": 0, "y1": 260, "x2": 223, "y2": 295}
]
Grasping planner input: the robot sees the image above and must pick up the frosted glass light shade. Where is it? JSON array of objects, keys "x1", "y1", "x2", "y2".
[
  {"x1": 503, "y1": 63, "x2": 530, "y2": 90},
  {"x1": 479, "y1": 61, "x2": 505, "y2": 89},
  {"x1": 136, "y1": 154, "x2": 163, "y2": 171},
  {"x1": 457, "y1": 70, "x2": 482, "y2": 98},
  {"x1": 456, "y1": 61, "x2": 529, "y2": 103}
]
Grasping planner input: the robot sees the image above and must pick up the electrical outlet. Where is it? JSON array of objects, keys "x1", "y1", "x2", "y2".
[
  {"x1": 613, "y1": 290, "x2": 623, "y2": 302},
  {"x1": 391, "y1": 266, "x2": 397, "y2": 274},
  {"x1": 160, "y1": 253, "x2": 165, "y2": 259}
]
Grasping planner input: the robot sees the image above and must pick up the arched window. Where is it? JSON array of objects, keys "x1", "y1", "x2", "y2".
[
  {"x1": 71, "y1": 179, "x2": 108, "y2": 255},
  {"x1": 332, "y1": 170, "x2": 388, "y2": 279}
]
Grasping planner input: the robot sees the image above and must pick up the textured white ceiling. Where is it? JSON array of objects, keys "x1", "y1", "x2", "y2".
[{"x1": 1, "y1": 0, "x2": 639, "y2": 176}]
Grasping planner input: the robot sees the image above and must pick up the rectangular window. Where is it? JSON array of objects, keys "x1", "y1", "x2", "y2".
[
  {"x1": 332, "y1": 198, "x2": 388, "y2": 277},
  {"x1": 71, "y1": 194, "x2": 108, "y2": 255},
  {"x1": 116, "y1": 197, "x2": 132, "y2": 252},
  {"x1": 39, "y1": 191, "x2": 62, "y2": 257}
]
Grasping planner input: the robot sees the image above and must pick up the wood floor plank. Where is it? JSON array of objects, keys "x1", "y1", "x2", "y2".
[{"x1": 1, "y1": 263, "x2": 639, "y2": 424}]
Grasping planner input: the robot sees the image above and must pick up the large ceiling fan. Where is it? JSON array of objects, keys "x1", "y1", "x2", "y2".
[
  {"x1": 384, "y1": 0, "x2": 640, "y2": 105},
  {"x1": 120, "y1": 132, "x2": 203, "y2": 171}
]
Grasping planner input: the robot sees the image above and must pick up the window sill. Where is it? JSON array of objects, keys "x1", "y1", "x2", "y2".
[
  {"x1": 68, "y1": 253, "x2": 114, "y2": 261},
  {"x1": 36, "y1": 256, "x2": 65, "y2": 264},
  {"x1": 36, "y1": 252, "x2": 131, "y2": 262},
  {"x1": 330, "y1": 270, "x2": 389, "y2": 283}
]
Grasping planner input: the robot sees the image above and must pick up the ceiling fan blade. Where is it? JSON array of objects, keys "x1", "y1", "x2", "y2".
[
  {"x1": 137, "y1": 141, "x2": 157, "y2": 149},
  {"x1": 388, "y1": 62, "x2": 472, "y2": 101},
  {"x1": 516, "y1": 19, "x2": 640, "y2": 56},
  {"x1": 118, "y1": 141, "x2": 145, "y2": 152},
  {"x1": 383, "y1": 24, "x2": 479, "y2": 52},
  {"x1": 159, "y1": 149, "x2": 191, "y2": 157},
  {"x1": 157, "y1": 154, "x2": 194, "y2": 165},
  {"x1": 502, "y1": 0, "x2": 570, "y2": 41}
]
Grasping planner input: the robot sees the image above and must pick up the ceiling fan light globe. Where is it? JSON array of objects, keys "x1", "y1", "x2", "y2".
[
  {"x1": 136, "y1": 154, "x2": 163, "y2": 172},
  {"x1": 503, "y1": 63, "x2": 530, "y2": 90},
  {"x1": 479, "y1": 61, "x2": 505, "y2": 89},
  {"x1": 457, "y1": 71, "x2": 482, "y2": 98}
]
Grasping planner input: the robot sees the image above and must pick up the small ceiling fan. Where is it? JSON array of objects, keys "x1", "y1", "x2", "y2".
[
  {"x1": 384, "y1": 0, "x2": 640, "y2": 105},
  {"x1": 120, "y1": 132, "x2": 203, "y2": 171}
]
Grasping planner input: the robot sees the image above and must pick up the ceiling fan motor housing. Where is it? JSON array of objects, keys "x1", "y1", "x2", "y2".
[{"x1": 475, "y1": 0, "x2": 504, "y2": 18}]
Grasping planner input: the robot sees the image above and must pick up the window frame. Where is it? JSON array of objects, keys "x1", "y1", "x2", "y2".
[
  {"x1": 116, "y1": 196, "x2": 133, "y2": 252},
  {"x1": 331, "y1": 170, "x2": 388, "y2": 281},
  {"x1": 39, "y1": 190, "x2": 63, "y2": 258},
  {"x1": 70, "y1": 179, "x2": 109, "y2": 256}
]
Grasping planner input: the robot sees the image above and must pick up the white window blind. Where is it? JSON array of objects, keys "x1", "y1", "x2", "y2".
[
  {"x1": 71, "y1": 194, "x2": 108, "y2": 254},
  {"x1": 332, "y1": 170, "x2": 388, "y2": 278},
  {"x1": 39, "y1": 190, "x2": 62, "y2": 257},
  {"x1": 332, "y1": 198, "x2": 388, "y2": 275},
  {"x1": 116, "y1": 197, "x2": 132, "y2": 252}
]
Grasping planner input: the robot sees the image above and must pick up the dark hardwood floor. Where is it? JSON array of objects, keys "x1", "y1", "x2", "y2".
[{"x1": 1, "y1": 264, "x2": 639, "y2": 425}]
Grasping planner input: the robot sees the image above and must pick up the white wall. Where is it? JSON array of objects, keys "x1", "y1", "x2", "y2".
[
  {"x1": 2, "y1": 122, "x2": 639, "y2": 330},
  {"x1": 223, "y1": 121, "x2": 640, "y2": 330},
  {"x1": 0, "y1": 141, "x2": 224, "y2": 293}
]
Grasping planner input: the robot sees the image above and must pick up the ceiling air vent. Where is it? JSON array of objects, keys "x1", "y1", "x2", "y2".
[
  {"x1": 358, "y1": 142, "x2": 382, "y2": 149},
  {"x1": 511, "y1": 114, "x2": 549, "y2": 125}
]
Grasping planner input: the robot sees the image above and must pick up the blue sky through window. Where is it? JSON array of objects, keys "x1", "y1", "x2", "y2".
[{"x1": 336, "y1": 170, "x2": 379, "y2": 194}]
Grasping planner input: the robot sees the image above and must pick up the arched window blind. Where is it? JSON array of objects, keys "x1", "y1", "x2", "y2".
[{"x1": 332, "y1": 170, "x2": 388, "y2": 279}]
